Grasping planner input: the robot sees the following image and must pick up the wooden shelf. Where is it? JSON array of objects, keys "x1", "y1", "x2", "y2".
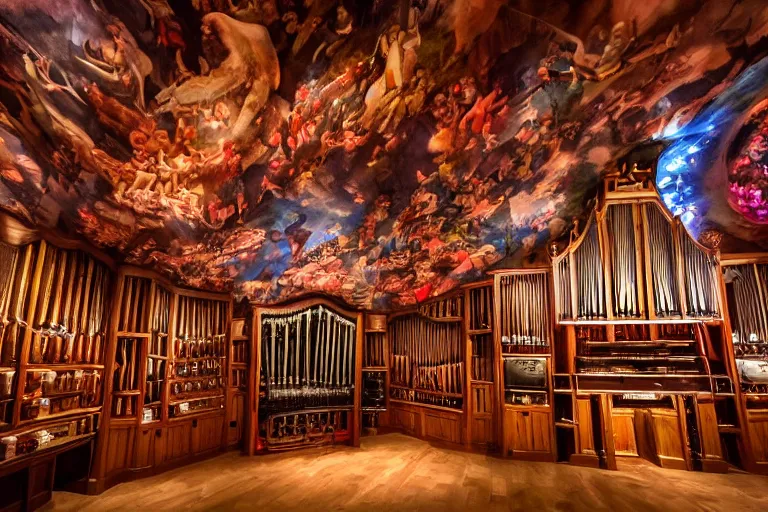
[
  {"x1": 112, "y1": 390, "x2": 141, "y2": 396},
  {"x1": 17, "y1": 406, "x2": 101, "y2": 427},
  {"x1": 364, "y1": 329, "x2": 386, "y2": 333},
  {"x1": 555, "y1": 421, "x2": 576, "y2": 428},
  {"x1": 168, "y1": 393, "x2": 224, "y2": 405},
  {"x1": 168, "y1": 408, "x2": 225, "y2": 422},
  {"x1": 25, "y1": 363, "x2": 105, "y2": 370},
  {"x1": 467, "y1": 328, "x2": 492, "y2": 335},
  {"x1": 117, "y1": 331, "x2": 151, "y2": 338},
  {"x1": 559, "y1": 319, "x2": 705, "y2": 325},
  {"x1": 502, "y1": 353, "x2": 551, "y2": 358},
  {"x1": 390, "y1": 385, "x2": 462, "y2": 398},
  {"x1": 0, "y1": 433, "x2": 95, "y2": 473},
  {"x1": 389, "y1": 399, "x2": 463, "y2": 414},
  {"x1": 470, "y1": 380, "x2": 493, "y2": 385},
  {"x1": 363, "y1": 367, "x2": 388, "y2": 371}
]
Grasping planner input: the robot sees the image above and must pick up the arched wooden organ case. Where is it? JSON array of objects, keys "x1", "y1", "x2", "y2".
[
  {"x1": 550, "y1": 171, "x2": 732, "y2": 471},
  {"x1": 248, "y1": 299, "x2": 363, "y2": 453}
]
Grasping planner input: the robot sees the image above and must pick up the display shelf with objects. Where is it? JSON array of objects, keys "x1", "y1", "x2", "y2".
[
  {"x1": 0, "y1": 232, "x2": 112, "y2": 510},
  {"x1": 90, "y1": 267, "x2": 231, "y2": 493}
]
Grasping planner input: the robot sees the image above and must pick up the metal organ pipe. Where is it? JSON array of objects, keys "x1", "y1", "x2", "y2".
[
  {"x1": 576, "y1": 223, "x2": 606, "y2": 319},
  {"x1": 608, "y1": 204, "x2": 639, "y2": 318},
  {"x1": 681, "y1": 234, "x2": 719, "y2": 318},
  {"x1": 260, "y1": 305, "x2": 356, "y2": 412}
]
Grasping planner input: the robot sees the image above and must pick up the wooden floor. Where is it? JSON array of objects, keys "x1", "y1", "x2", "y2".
[{"x1": 44, "y1": 434, "x2": 768, "y2": 511}]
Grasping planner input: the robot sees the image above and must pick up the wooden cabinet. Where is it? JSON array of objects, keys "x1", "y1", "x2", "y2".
[
  {"x1": 650, "y1": 409, "x2": 687, "y2": 470},
  {"x1": 696, "y1": 401, "x2": 724, "y2": 464},
  {"x1": 105, "y1": 426, "x2": 135, "y2": 477},
  {"x1": 134, "y1": 426, "x2": 167, "y2": 469},
  {"x1": 505, "y1": 409, "x2": 552, "y2": 458}
]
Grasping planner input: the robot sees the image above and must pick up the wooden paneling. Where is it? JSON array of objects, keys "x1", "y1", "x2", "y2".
[
  {"x1": 105, "y1": 426, "x2": 135, "y2": 476},
  {"x1": 133, "y1": 427, "x2": 155, "y2": 469},
  {"x1": 472, "y1": 385, "x2": 492, "y2": 415},
  {"x1": 166, "y1": 422, "x2": 192, "y2": 461},
  {"x1": 424, "y1": 412, "x2": 462, "y2": 444},
  {"x1": 391, "y1": 407, "x2": 419, "y2": 437},
  {"x1": 154, "y1": 428, "x2": 167, "y2": 467},
  {"x1": 471, "y1": 417, "x2": 494, "y2": 445},
  {"x1": 612, "y1": 409, "x2": 638, "y2": 456}
]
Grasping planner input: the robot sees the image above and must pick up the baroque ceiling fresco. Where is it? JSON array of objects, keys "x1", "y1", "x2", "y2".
[{"x1": 1, "y1": 0, "x2": 768, "y2": 310}]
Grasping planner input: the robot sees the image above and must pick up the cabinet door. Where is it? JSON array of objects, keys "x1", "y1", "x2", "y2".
[
  {"x1": 747, "y1": 411, "x2": 768, "y2": 463},
  {"x1": 192, "y1": 416, "x2": 224, "y2": 454},
  {"x1": 166, "y1": 422, "x2": 192, "y2": 461},
  {"x1": 530, "y1": 411, "x2": 552, "y2": 453},
  {"x1": 133, "y1": 427, "x2": 155, "y2": 469},
  {"x1": 506, "y1": 410, "x2": 552, "y2": 454},
  {"x1": 154, "y1": 427, "x2": 168, "y2": 466},
  {"x1": 508, "y1": 410, "x2": 533, "y2": 452},
  {"x1": 105, "y1": 426, "x2": 135, "y2": 476},
  {"x1": 228, "y1": 393, "x2": 245, "y2": 446}
]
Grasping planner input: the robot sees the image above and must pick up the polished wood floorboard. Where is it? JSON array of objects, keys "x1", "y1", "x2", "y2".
[{"x1": 44, "y1": 434, "x2": 768, "y2": 511}]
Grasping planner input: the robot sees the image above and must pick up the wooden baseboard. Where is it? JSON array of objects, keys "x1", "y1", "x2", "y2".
[
  {"x1": 508, "y1": 450, "x2": 556, "y2": 463},
  {"x1": 701, "y1": 458, "x2": 730, "y2": 474},
  {"x1": 569, "y1": 453, "x2": 602, "y2": 469}
]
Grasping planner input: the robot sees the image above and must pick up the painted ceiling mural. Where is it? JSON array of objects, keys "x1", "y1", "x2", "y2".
[{"x1": 1, "y1": 0, "x2": 768, "y2": 310}]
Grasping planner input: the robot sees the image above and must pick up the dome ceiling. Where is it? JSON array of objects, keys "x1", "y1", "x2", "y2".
[{"x1": 0, "y1": 0, "x2": 767, "y2": 310}]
